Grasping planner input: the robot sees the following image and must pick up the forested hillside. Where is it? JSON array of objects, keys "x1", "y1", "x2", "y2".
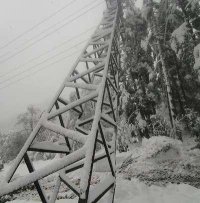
[{"x1": 118, "y1": 0, "x2": 200, "y2": 149}]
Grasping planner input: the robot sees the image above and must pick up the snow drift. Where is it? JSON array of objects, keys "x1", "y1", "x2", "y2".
[{"x1": 140, "y1": 136, "x2": 183, "y2": 161}]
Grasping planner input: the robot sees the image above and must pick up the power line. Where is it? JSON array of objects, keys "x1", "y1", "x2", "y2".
[
  {"x1": 0, "y1": 0, "x2": 78, "y2": 50},
  {"x1": 0, "y1": 49, "x2": 81, "y2": 90},
  {"x1": 0, "y1": 0, "x2": 104, "y2": 65},
  {"x1": 0, "y1": 25, "x2": 96, "y2": 78},
  {"x1": 0, "y1": 52, "x2": 10, "y2": 59},
  {"x1": 0, "y1": 39, "x2": 88, "y2": 85},
  {"x1": 14, "y1": 0, "x2": 102, "y2": 50},
  {"x1": 0, "y1": 0, "x2": 101, "y2": 63}
]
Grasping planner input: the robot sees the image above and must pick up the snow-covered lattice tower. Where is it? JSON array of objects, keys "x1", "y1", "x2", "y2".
[{"x1": 0, "y1": 0, "x2": 122, "y2": 202}]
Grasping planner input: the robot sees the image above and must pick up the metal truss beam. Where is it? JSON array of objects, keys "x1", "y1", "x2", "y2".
[{"x1": 0, "y1": 0, "x2": 121, "y2": 202}]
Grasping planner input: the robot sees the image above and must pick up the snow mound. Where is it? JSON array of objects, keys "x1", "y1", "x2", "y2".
[
  {"x1": 140, "y1": 136, "x2": 183, "y2": 161},
  {"x1": 118, "y1": 136, "x2": 200, "y2": 188},
  {"x1": 119, "y1": 136, "x2": 184, "y2": 174}
]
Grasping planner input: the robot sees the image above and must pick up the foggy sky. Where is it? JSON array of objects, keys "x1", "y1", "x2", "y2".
[{"x1": 0, "y1": 0, "x2": 142, "y2": 132}]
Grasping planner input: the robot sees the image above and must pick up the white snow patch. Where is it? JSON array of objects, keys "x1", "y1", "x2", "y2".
[
  {"x1": 118, "y1": 136, "x2": 184, "y2": 175},
  {"x1": 115, "y1": 178, "x2": 200, "y2": 203},
  {"x1": 136, "y1": 113, "x2": 147, "y2": 132},
  {"x1": 140, "y1": 136, "x2": 183, "y2": 160},
  {"x1": 171, "y1": 22, "x2": 188, "y2": 55},
  {"x1": 0, "y1": 159, "x2": 58, "y2": 183},
  {"x1": 7, "y1": 178, "x2": 200, "y2": 203}
]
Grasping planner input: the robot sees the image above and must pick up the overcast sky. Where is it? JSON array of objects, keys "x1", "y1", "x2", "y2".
[{"x1": 0, "y1": 0, "x2": 142, "y2": 133}]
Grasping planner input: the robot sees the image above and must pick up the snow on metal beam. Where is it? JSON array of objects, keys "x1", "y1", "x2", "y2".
[
  {"x1": 29, "y1": 141, "x2": 70, "y2": 153},
  {"x1": 0, "y1": 1, "x2": 121, "y2": 202},
  {"x1": 65, "y1": 82, "x2": 98, "y2": 90},
  {"x1": 48, "y1": 91, "x2": 98, "y2": 119},
  {"x1": 0, "y1": 147, "x2": 86, "y2": 196},
  {"x1": 42, "y1": 121, "x2": 87, "y2": 144}
]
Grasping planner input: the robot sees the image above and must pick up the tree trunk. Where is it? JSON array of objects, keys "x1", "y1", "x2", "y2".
[
  {"x1": 158, "y1": 44, "x2": 177, "y2": 136},
  {"x1": 148, "y1": 0, "x2": 177, "y2": 138}
]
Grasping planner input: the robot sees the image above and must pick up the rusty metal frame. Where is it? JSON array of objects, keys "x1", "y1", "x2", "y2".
[{"x1": 0, "y1": 1, "x2": 121, "y2": 202}]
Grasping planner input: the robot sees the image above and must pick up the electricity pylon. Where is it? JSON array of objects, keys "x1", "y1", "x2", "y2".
[{"x1": 0, "y1": 0, "x2": 122, "y2": 202}]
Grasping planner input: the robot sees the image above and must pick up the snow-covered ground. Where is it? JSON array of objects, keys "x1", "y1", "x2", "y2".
[
  {"x1": 1, "y1": 136, "x2": 200, "y2": 203},
  {"x1": 8, "y1": 178, "x2": 200, "y2": 203},
  {"x1": 115, "y1": 178, "x2": 200, "y2": 203}
]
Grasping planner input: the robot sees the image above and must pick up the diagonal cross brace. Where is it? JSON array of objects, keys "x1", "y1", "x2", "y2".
[{"x1": 0, "y1": 1, "x2": 121, "y2": 202}]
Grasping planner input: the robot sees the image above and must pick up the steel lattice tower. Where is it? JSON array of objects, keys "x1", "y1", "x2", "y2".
[{"x1": 0, "y1": 0, "x2": 122, "y2": 202}]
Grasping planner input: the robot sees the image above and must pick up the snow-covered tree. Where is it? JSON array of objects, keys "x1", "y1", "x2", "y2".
[{"x1": 119, "y1": 0, "x2": 200, "y2": 144}]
